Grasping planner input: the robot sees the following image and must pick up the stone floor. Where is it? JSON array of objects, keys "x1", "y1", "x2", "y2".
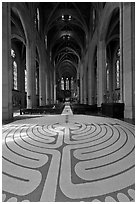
[{"x1": 2, "y1": 104, "x2": 135, "y2": 202}]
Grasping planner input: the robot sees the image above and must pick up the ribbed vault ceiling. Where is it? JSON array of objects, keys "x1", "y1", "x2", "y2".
[
  {"x1": 39, "y1": 2, "x2": 92, "y2": 79},
  {"x1": 11, "y1": 2, "x2": 100, "y2": 79}
]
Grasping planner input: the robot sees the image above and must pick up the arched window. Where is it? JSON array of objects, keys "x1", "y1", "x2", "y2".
[
  {"x1": 36, "y1": 71, "x2": 38, "y2": 95},
  {"x1": 115, "y1": 48, "x2": 120, "y2": 89},
  {"x1": 11, "y1": 49, "x2": 17, "y2": 90},
  {"x1": 116, "y1": 60, "x2": 120, "y2": 89},
  {"x1": 66, "y1": 78, "x2": 69, "y2": 90},
  {"x1": 45, "y1": 35, "x2": 47, "y2": 49},
  {"x1": 93, "y1": 8, "x2": 96, "y2": 31},
  {"x1": 106, "y1": 66, "x2": 109, "y2": 91},
  {"x1": 71, "y1": 77, "x2": 74, "y2": 91},
  {"x1": 25, "y1": 69, "x2": 27, "y2": 92},
  {"x1": 13, "y1": 61, "x2": 17, "y2": 90},
  {"x1": 61, "y1": 77, "x2": 64, "y2": 90},
  {"x1": 35, "y1": 8, "x2": 40, "y2": 31},
  {"x1": 113, "y1": 48, "x2": 120, "y2": 102},
  {"x1": 11, "y1": 49, "x2": 15, "y2": 58}
]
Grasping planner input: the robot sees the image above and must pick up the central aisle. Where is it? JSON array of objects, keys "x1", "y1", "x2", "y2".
[
  {"x1": 61, "y1": 102, "x2": 73, "y2": 115},
  {"x1": 2, "y1": 111, "x2": 135, "y2": 202}
]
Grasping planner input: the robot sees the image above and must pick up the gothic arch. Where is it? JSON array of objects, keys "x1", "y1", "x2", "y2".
[
  {"x1": 11, "y1": 3, "x2": 32, "y2": 44},
  {"x1": 99, "y1": 2, "x2": 119, "y2": 41}
]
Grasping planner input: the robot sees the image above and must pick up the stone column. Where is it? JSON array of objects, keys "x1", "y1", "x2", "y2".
[
  {"x1": 97, "y1": 40, "x2": 106, "y2": 107},
  {"x1": 83, "y1": 65, "x2": 87, "y2": 104},
  {"x1": 52, "y1": 72, "x2": 54, "y2": 104},
  {"x1": 77, "y1": 64, "x2": 80, "y2": 103},
  {"x1": 39, "y1": 59, "x2": 46, "y2": 106},
  {"x1": 45, "y1": 72, "x2": 48, "y2": 105},
  {"x1": 119, "y1": 2, "x2": 124, "y2": 102},
  {"x1": 2, "y1": 3, "x2": 12, "y2": 120},
  {"x1": 80, "y1": 63, "x2": 83, "y2": 104},
  {"x1": 88, "y1": 52, "x2": 95, "y2": 105},
  {"x1": 123, "y1": 2, "x2": 135, "y2": 119},
  {"x1": 53, "y1": 68, "x2": 56, "y2": 104},
  {"x1": 50, "y1": 71, "x2": 53, "y2": 104},
  {"x1": 26, "y1": 42, "x2": 37, "y2": 108},
  {"x1": 46, "y1": 69, "x2": 50, "y2": 105},
  {"x1": 88, "y1": 64, "x2": 92, "y2": 105}
]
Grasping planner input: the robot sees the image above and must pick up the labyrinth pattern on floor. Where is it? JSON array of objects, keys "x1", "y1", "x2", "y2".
[{"x1": 2, "y1": 115, "x2": 135, "y2": 202}]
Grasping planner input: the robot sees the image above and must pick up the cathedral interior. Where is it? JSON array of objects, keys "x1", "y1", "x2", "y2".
[{"x1": 2, "y1": 2, "x2": 135, "y2": 202}]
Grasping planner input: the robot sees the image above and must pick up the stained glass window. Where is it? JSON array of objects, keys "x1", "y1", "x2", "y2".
[
  {"x1": 115, "y1": 48, "x2": 120, "y2": 89},
  {"x1": 71, "y1": 77, "x2": 74, "y2": 91},
  {"x1": 11, "y1": 49, "x2": 17, "y2": 90},
  {"x1": 13, "y1": 61, "x2": 17, "y2": 90},
  {"x1": 61, "y1": 77, "x2": 64, "y2": 90},
  {"x1": 106, "y1": 68, "x2": 109, "y2": 91},
  {"x1": 11, "y1": 49, "x2": 15, "y2": 58},
  {"x1": 116, "y1": 60, "x2": 120, "y2": 89},
  {"x1": 35, "y1": 8, "x2": 40, "y2": 30},
  {"x1": 93, "y1": 8, "x2": 96, "y2": 31},
  {"x1": 25, "y1": 69, "x2": 27, "y2": 92},
  {"x1": 66, "y1": 78, "x2": 69, "y2": 90}
]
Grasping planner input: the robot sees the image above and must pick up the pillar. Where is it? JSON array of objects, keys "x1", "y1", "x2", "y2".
[
  {"x1": 97, "y1": 40, "x2": 106, "y2": 107},
  {"x1": 53, "y1": 68, "x2": 56, "y2": 104},
  {"x1": 83, "y1": 66, "x2": 87, "y2": 104},
  {"x1": 80, "y1": 63, "x2": 83, "y2": 104},
  {"x1": 120, "y1": 2, "x2": 124, "y2": 102},
  {"x1": 50, "y1": 71, "x2": 53, "y2": 104},
  {"x1": 2, "y1": 3, "x2": 12, "y2": 120},
  {"x1": 123, "y1": 2, "x2": 135, "y2": 119},
  {"x1": 77, "y1": 64, "x2": 80, "y2": 103},
  {"x1": 52, "y1": 71, "x2": 54, "y2": 104},
  {"x1": 88, "y1": 63, "x2": 92, "y2": 105},
  {"x1": 45, "y1": 72, "x2": 48, "y2": 105},
  {"x1": 45, "y1": 70, "x2": 50, "y2": 105},
  {"x1": 26, "y1": 42, "x2": 37, "y2": 108},
  {"x1": 88, "y1": 52, "x2": 95, "y2": 105},
  {"x1": 39, "y1": 59, "x2": 46, "y2": 106}
]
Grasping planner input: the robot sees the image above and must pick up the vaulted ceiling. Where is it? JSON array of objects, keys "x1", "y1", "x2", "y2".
[
  {"x1": 39, "y1": 2, "x2": 94, "y2": 79},
  {"x1": 11, "y1": 2, "x2": 105, "y2": 79}
]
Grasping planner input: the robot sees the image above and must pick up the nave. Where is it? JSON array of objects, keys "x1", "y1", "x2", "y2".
[{"x1": 2, "y1": 104, "x2": 135, "y2": 202}]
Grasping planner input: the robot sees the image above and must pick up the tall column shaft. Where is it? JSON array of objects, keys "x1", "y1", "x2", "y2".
[
  {"x1": 39, "y1": 61, "x2": 46, "y2": 106},
  {"x1": 123, "y1": 3, "x2": 135, "y2": 119},
  {"x1": 45, "y1": 70, "x2": 50, "y2": 105},
  {"x1": 97, "y1": 40, "x2": 106, "y2": 107},
  {"x1": 50, "y1": 71, "x2": 53, "y2": 104},
  {"x1": 88, "y1": 54, "x2": 95, "y2": 105},
  {"x1": 45, "y1": 72, "x2": 48, "y2": 105},
  {"x1": 53, "y1": 69, "x2": 56, "y2": 104},
  {"x1": 88, "y1": 63, "x2": 92, "y2": 105},
  {"x1": 120, "y1": 2, "x2": 124, "y2": 102},
  {"x1": 2, "y1": 3, "x2": 12, "y2": 119},
  {"x1": 83, "y1": 66, "x2": 87, "y2": 104},
  {"x1": 77, "y1": 64, "x2": 80, "y2": 102},
  {"x1": 26, "y1": 42, "x2": 36, "y2": 108},
  {"x1": 80, "y1": 64, "x2": 83, "y2": 104}
]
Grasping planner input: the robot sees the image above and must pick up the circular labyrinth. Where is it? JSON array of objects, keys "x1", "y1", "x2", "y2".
[{"x1": 2, "y1": 116, "x2": 135, "y2": 202}]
